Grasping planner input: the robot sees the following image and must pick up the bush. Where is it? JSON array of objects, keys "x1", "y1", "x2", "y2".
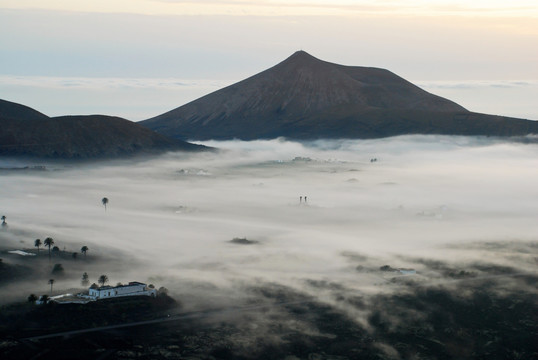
[{"x1": 52, "y1": 263, "x2": 64, "y2": 274}]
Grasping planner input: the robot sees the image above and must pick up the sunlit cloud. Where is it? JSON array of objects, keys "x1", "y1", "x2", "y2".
[{"x1": 1, "y1": 0, "x2": 537, "y2": 17}]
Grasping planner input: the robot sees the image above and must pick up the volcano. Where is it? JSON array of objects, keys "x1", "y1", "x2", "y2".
[{"x1": 141, "y1": 51, "x2": 537, "y2": 140}]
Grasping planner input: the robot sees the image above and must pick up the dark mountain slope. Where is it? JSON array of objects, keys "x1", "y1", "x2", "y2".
[
  {"x1": 141, "y1": 51, "x2": 537, "y2": 140},
  {"x1": 0, "y1": 100, "x2": 205, "y2": 159},
  {"x1": 0, "y1": 99, "x2": 49, "y2": 121}
]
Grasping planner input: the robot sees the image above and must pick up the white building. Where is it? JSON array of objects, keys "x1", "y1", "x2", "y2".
[
  {"x1": 35, "y1": 282, "x2": 158, "y2": 305},
  {"x1": 85, "y1": 281, "x2": 157, "y2": 300}
]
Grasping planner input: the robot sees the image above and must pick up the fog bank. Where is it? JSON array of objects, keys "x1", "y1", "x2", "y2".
[{"x1": 1, "y1": 136, "x2": 537, "y2": 303}]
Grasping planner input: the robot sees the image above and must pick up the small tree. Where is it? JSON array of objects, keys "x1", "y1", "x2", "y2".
[
  {"x1": 39, "y1": 295, "x2": 49, "y2": 304},
  {"x1": 52, "y1": 263, "x2": 64, "y2": 275},
  {"x1": 1, "y1": 215, "x2": 6, "y2": 226},
  {"x1": 81, "y1": 272, "x2": 89, "y2": 287},
  {"x1": 102, "y1": 197, "x2": 109, "y2": 211},
  {"x1": 44, "y1": 237, "x2": 54, "y2": 260},
  {"x1": 34, "y1": 239, "x2": 42, "y2": 253},
  {"x1": 48, "y1": 278, "x2": 55, "y2": 293},
  {"x1": 81, "y1": 246, "x2": 89, "y2": 258},
  {"x1": 158, "y1": 287, "x2": 169, "y2": 296},
  {"x1": 98, "y1": 274, "x2": 109, "y2": 287},
  {"x1": 52, "y1": 246, "x2": 60, "y2": 256},
  {"x1": 72, "y1": 252, "x2": 77, "y2": 260},
  {"x1": 28, "y1": 294, "x2": 38, "y2": 303}
]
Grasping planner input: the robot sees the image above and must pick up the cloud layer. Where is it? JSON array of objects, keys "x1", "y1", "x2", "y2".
[{"x1": 1, "y1": 136, "x2": 537, "y2": 295}]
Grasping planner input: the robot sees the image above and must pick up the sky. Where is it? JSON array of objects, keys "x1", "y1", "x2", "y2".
[{"x1": 1, "y1": 0, "x2": 537, "y2": 120}]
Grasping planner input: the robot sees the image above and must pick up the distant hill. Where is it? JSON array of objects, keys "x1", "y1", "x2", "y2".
[
  {"x1": 141, "y1": 51, "x2": 538, "y2": 140},
  {"x1": 0, "y1": 99, "x2": 205, "y2": 159},
  {"x1": 0, "y1": 99, "x2": 49, "y2": 121}
]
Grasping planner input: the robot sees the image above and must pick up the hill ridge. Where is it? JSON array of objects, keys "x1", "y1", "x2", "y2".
[{"x1": 0, "y1": 99, "x2": 205, "y2": 158}]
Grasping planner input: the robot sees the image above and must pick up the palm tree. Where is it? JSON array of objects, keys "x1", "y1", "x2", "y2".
[
  {"x1": 102, "y1": 197, "x2": 109, "y2": 211},
  {"x1": 34, "y1": 239, "x2": 42, "y2": 253},
  {"x1": 48, "y1": 278, "x2": 55, "y2": 293},
  {"x1": 44, "y1": 237, "x2": 54, "y2": 260},
  {"x1": 81, "y1": 246, "x2": 89, "y2": 258},
  {"x1": 81, "y1": 272, "x2": 89, "y2": 287},
  {"x1": 1, "y1": 215, "x2": 6, "y2": 226},
  {"x1": 98, "y1": 274, "x2": 109, "y2": 287}
]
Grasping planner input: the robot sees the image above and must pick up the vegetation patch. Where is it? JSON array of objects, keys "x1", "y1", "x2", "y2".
[{"x1": 229, "y1": 237, "x2": 259, "y2": 245}]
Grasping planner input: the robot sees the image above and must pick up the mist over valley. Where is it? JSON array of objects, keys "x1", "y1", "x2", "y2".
[{"x1": 1, "y1": 136, "x2": 536, "y2": 358}]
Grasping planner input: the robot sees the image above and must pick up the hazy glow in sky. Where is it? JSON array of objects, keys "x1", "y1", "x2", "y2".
[{"x1": 3, "y1": 0, "x2": 538, "y2": 17}]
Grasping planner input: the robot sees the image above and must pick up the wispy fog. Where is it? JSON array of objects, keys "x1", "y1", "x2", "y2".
[{"x1": 1, "y1": 136, "x2": 537, "y2": 306}]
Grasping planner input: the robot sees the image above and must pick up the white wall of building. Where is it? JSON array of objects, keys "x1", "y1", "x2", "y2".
[{"x1": 87, "y1": 282, "x2": 156, "y2": 300}]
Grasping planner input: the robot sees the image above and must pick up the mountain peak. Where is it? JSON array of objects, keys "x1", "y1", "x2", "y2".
[
  {"x1": 289, "y1": 50, "x2": 315, "y2": 58},
  {"x1": 283, "y1": 50, "x2": 321, "y2": 64},
  {"x1": 141, "y1": 53, "x2": 537, "y2": 140}
]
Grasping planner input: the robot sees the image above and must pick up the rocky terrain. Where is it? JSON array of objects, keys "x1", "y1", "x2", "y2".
[{"x1": 1, "y1": 257, "x2": 536, "y2": 360}]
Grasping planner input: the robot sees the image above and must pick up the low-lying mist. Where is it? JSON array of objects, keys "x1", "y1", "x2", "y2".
[{"x1": 1, "y1": 135, "x2": 537, "y2": 306}]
